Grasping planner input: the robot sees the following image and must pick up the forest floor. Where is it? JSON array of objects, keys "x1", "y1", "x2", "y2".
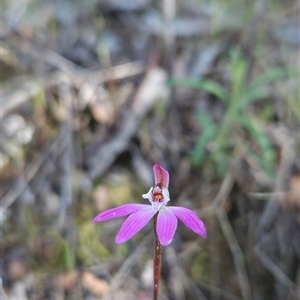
[{"x1": 1, "y1": 0, "x2": 300, "y2": 299}]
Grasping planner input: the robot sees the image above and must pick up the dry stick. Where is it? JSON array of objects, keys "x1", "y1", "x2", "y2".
[
  {"x1": 214, "y1": 170, "x2": 252, "y2": 300},
  {"x1": 255, "y1": 126, "x2": 296, "y2": 296},
  {"x1": 197, "y1": 171, "x2": 252, "y2": 300},
  {"x1": 102, "y1": 234, "x2": 152, "y2": 300},
  {"x1": 88, "y1": 68, "x2": 168, "y2": 180},
  {"x1": 1, "y1": 63, "x2": 144, "y2": 121},
  {"x1": 9, "y1": 23, "x2": 144, "y2": 86},
  {"x1": 209, "y1": 216, "x2": 221, "y2": 300},
  {"x1": 216, "y1": 208, "x2": 252, "y2": 300},
  {"x1": 1, "y1": 126, "x2": 68, "y2": 212},
  {"x1": 196, "y1": 278, "x2": 243, "y2": 300},
  {"x1": 57, "y1": 75, "x2": 73, "y2": 229},
  {"x1": 196, "y1": 172, "x2": 235, "y2": 219},
  {"x1": 179, "y1": 269, "x2": 208, "y2": 300},
  {"x1": 179, "y1": 259, "x2": 243, "y2": 300},
  {"x1": 258, "y1": 125, "x2": 295, "y2": 232},
  {"x1": 1, "y1": 23, "x2": 144, "y2": 120},
  {"x1": 162, "y1": 0, "x2": 181, "y2": 165},
  {"x1": 1, "y1": 78, "x2": 45, "y2": 120},
  {"x1": 165, "y1": 247, "x2": 185, "y2": 300},
  {"x1": 24, "y1": 41, "x2": 144, "y2": 86},
  {"x1": 213, "y1": 172, "x2": 252, "y2": 300},
  {"x1": 153, "y1": 213, "x2": 162, "y2": 300},
  {"x1": 253, "y1": 245, "x2": 298, "y2": 290}
]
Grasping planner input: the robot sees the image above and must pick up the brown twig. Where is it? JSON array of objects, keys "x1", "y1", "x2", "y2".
[
  {"x1": 195, "y1": 172, "x2": 235, "y2": 218},
  {"x1": 162, "y1": 0, "x2": 181, "y2": 165},
  {"x1": 254, "y1": 244, "x2": 298, "y2": 290},
  {"x1": 87, "y1": 68, "x2": 168, "y2": 180},
  {"x1": 1, "y1": 127, "x2": 68, "y2": 212},
  {"x1": 196, "y1": 171, "x2": 252, "y2": 300},
  {"x1": 102, "y1": 234, "x2": 152, "y2": 300},
  {"x1": 254, "y1": 125, "x2": 297, "y2": 298},
  {"x1": 215, "y1": 208, "x2": 252, "y2": 300},
  {"x1": 165, "y1": 246, "x2": 185, "y2": 300},
  {"x1": 258, "y1": 125, "x2": 296, "y2": 232},
  {"x1": 56, "y1": 75, "x2": 73, "y2": 229}
]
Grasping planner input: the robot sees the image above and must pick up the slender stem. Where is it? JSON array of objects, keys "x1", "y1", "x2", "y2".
[{"x1": 153, "y1": 212, "x2": 161, "y2": 300}]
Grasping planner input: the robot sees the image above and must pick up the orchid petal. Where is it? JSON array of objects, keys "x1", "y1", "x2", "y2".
[
  {"x1": 153, "y1": 163, "x2": 169, "y2": 188},
  {"x1": 92, "y1": 204, "x2": 149, "y2": 223},
  {"x1": 156, "y1": 207, "x2": 178, "y2": 246},
  {"x1": 116, "y1": 208, "x2": 156, "y2": 244},
  {"x1": 168, "y1": 207, "x2": 206, "y2": 238}
]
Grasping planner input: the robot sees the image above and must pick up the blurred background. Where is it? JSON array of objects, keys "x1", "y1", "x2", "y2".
[{"x1": 1, "y1": 0, "x2": 299, "y2": 299}]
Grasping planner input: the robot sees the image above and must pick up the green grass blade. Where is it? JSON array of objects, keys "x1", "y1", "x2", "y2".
[
  {"x1": 169, "y1": 78, "x2": 229, "y2": 103},
  {"x1": 191, "y1": 112, "x2": 218, "y2": 165},
  {"x1": 237, "y1": 115, "x2": 275, "y2": 176},
  {"x1": 230, "y1": 48, "x2": 247, "y2": 107},
  {"x1": 247, "y1": 67, "x2": 295, "y2": 90},
  {"x1": 239, "y1": 86, "x2": 271, "y2": 108}
]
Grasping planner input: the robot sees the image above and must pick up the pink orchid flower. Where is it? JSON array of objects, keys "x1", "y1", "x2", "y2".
[{"x1": 92, "y1": 163, "x2": 206, "y2": 246}]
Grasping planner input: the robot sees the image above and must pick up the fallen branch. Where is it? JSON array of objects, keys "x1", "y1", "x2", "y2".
[{"x1": 86, "y1": 68, "x2": 169, "y2": 180}]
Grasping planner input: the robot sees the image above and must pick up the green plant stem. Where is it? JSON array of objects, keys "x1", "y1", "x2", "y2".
[
  {"x1": 153, "y1": 213, "x2": 161, "y2": 300},
  {"x1": 213, "y1": 48, "x2": 246, "y2": 158}
]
